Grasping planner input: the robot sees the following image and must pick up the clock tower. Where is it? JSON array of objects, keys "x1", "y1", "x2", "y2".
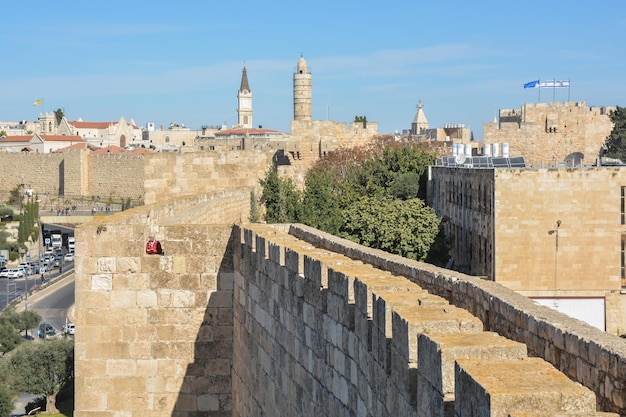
[{"x1": 237, "y1": 66, "x2": 253, "y2": 128}]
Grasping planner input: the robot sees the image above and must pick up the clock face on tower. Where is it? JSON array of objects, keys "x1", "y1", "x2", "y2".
[{"x1": 241, "y1": 98, "x2": 251, "y2": 109}]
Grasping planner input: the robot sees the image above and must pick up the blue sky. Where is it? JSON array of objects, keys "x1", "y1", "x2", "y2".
[{"x1": 1, "y1": 1, "x2": 625, "y2": 140}]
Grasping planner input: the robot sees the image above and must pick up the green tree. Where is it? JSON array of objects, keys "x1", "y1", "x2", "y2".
[
  {"x1": 0, "y1": 359, "x2": 18, "y2": 415},
  {"x1": 0, "y1": 322, "x2": 23, "y2": 355},
  {"x1": 18, "y1": 310, "x2": 42, "y2": 335},
  {"x1": 0, "y1": 206, "x2": 13, "y2": 220},
  {"x1": 300, "y1": 170, "x2": 343, "y2": 235},
  {"x1": 249, "y1": 191, "x2": 260, "y2": 223},
  {"x1": 0, "y1": 383, "x2": 15, "y2": 417},
  {"x1": 8, "y1": 339, "x2": 74, "y2": 414},
  {"x1": 17, "y1": 199, "x2": 39, "y2": 244},
  {"x1": 354, "y1": 142, "x2": 436, "y2": 200},
  {"x1": 259, "y1": 168, "x2": 301, "y2": 223},
  {"x1": 388, "y1": 172, "x2": 422, "y2": 200},
  {"x1": 0, "y1": 131, "x2": 6, "y2": 138},
  {"x1": 0, "y1": 309, "x2": 41, "y2": 354},
  {"x1": 258, "y1": 140, "x2": 444, "y2": 263},
  {"x1": 354, "y1": 115, "x2": 367, "y2": 128},
  {"x1": 8, "y1": 185, "x2": 21, "y2": 206},
  {"x1": 53, "y1": 108, "x2": 64, "y2": 126},
  {"x1": 604, "y1": 106, "x2": 626, "y2": 161},
  {"x1": 340, "y1": 196, "x2": 441, "y2": 261}
]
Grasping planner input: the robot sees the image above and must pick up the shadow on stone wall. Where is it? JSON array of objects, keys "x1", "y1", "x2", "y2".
[{"x1": 171, "y1": 227, "x2": 236, "y2": 417}]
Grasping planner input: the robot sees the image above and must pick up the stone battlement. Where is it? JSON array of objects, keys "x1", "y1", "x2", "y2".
[{"x1": 74, "y1": 192, "x2": 626, "y2": 415}]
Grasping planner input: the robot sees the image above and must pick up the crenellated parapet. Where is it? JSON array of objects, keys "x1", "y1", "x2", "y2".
[{"x1": 74, "y1": 194, "x2": 625, "y2": 416}]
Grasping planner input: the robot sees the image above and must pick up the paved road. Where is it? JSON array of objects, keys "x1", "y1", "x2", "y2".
[{"x1": 11, "y1": 274, "x2": 75, "y2": 416}]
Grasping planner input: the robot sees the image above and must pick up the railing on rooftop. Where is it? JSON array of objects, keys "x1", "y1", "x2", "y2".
[{"x1": 436, "y1": 155, "x2": 527, "y2": 168}]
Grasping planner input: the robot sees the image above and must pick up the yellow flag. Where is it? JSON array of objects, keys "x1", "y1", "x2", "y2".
[{"x1": 33, "y1": 99, "x2": 42, "y2": 106}]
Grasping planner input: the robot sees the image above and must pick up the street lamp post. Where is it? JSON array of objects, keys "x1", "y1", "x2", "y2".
[{"x1": 548, "y1": 220, "x2": 562, "y2": 290}]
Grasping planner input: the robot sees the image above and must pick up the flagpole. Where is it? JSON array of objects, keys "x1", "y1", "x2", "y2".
[
  {"x1": 552, "y1": 78, "x2": 556, "y2": 102},
  {"x1": 568, "y1": 79, "x2": 570, "y2": 102},
  {"x1": 538, "y1": 79, "x2": 541, "y2": 102}
]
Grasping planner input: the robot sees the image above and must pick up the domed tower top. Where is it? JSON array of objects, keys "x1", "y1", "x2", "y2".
[
  {"x1": 293, "y1": 54, "x2": 312, "y2": 121},
  {"x1": 297, "y1": 55, "x2": 308, "y2": 74}
]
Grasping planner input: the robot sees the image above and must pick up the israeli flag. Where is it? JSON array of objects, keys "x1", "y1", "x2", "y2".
[{"x1": 523, "y1": 80, "x2": 540, "y2": 89}]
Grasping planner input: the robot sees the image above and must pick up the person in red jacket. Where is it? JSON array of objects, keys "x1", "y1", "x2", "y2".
[{"x1": 145, "y1": 234, "x2": 164, "y2": 255}]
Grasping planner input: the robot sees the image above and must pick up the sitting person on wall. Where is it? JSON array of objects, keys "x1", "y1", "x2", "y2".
[{"x1": 146, "y1": 234, "x2": 164, "y2": 255}]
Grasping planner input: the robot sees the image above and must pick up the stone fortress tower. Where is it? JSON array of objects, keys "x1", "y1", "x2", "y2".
[
  {"x1": 293, "y1": 55, "x2": 312, "y2": 121},
  {"x1": 237, "y1": 66, "x2": 253, "y2": 128}
]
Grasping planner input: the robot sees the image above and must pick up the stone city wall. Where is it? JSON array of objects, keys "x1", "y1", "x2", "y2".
[
  {"x1": 0, "y1": 149, "x2": 272, "y2": 208},
  {"x1": 288, "y1": 224, "x2": 626, "y2": 415},
  {"x1": 0, "y1": 152, "x2": 65, "y2": 198},
  {"x1": 0, "y1": 150, "x2": 145, "y2": 202},
  {"x1": 74, "y1": 192, "x2": 624, "y2": 416},
  {"x1": 483, "y1": 101, "x2": 614, "y2": 166},
  {"x1": 74, "y1": 190, "x2": 251, "y2": 417},
  {"x1": 87, "y1": 153, "x2": 145, "y2": 200},
  {"x1": 290, "y1": 119, "x2": 378, "y2": 167},
  {"x1": 232, "y1": 223, "x2": 619, "y2": 416},
  {"x1": 143, "y1": 151, "x2": 272, "y2": 205}
]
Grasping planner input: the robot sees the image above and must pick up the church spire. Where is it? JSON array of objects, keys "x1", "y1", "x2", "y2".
[
  {"x1": 240, "y1": 66, "x2": 250, "y2": 93},
  {"x1": 237, "y1": 65, "x2": 253, "y2": 128}
]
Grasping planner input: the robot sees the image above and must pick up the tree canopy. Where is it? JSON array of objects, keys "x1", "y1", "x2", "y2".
[
  {"x1": 0, "y1": 308, "x2": 41, "y2": 355},
  {"x1": 259, "y1": 140, "x2": 449, "y2": 264},
  {"x1": 342, "y1": 196, "x2": 440, "y2": 261},
  {"x1": 8, "y1": 338, "x2": 74, "y2": 414},
  {"x1": 17, "y1": 198, "x2": 39, "y2": 245},
  {"x1": 603, "y1": 106, "x2": 626, "y2": 161},
  {"x1": 53, "y1": 109, "x2": 64, "y2": 126},
  {"x1": 0, "y1": 359, "x2": 17, "y2": 415},
  {"x1": 259, "y1": 167, "x2": 301, "y2": 223}
]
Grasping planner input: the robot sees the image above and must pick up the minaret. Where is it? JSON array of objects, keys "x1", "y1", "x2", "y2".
[
  {"x1": 237, "y1": 66, "x2": 252, "y2": 128},
  {"x1": 293, "y1": 55, "x2": 312, "y2": 121}
]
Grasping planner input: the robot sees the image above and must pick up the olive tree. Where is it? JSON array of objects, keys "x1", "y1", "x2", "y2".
[{"x1": 7, "y1": 338, "x2": 74, "y2": 414}]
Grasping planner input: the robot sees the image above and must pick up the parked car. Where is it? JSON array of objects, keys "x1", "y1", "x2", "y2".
[
  {"x1": 5, "y1": 269, "x2": 22, "y2": 279},
  {"x1": 0, "y1": 269, "x2": 9, "y2": 278},
  {"x1": 38, "y1": 323, "x2": 56, "y2": 339},
  {"x1": 64, "y1": 253, "x2": 74, "y2": 262},
  {"x1": 62, "y1": 323, "x2": 75, "y2": 335}
]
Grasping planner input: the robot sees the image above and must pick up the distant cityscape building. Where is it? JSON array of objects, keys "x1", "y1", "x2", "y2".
[
  {"x1": 0, "y1": 134, "x2": 85, "y2": 153},
  {"x1": 56, "y1": 116, "x2": 142, "y2": 148},
  {"x1": 237, "y1": 66, "x2": 253, "y2": 129},
  {"x1": 404, "y1": 102, "x2": 472, "y2": 144}
]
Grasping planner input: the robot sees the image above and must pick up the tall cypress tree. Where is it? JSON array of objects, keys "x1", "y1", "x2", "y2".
[{"x1": 604, "y1": 106, "x2": 626, "y2": 161}]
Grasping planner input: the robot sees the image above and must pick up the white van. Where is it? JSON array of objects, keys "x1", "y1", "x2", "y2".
[{"x1": 62, "y1": 323, "x2": 75, "y2": 335}]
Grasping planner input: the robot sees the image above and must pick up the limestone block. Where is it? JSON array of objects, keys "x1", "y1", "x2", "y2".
[
  {"x1": 455, "y1": 357, "x2": 596, "y2": 417},
  {"x1": 417, "y1": 332, "x2": 527, "y2": 417},
  {"x1": 91, "y1": 273, "x2": 112, "y2": 291},
  {"x1": 392, "y1": 304, "x2": 483, "y2": 364}
]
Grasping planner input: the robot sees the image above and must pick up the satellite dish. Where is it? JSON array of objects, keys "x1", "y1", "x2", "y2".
[{"x1": 454, "y1": 154, "x2": 467, "y2": 165}]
